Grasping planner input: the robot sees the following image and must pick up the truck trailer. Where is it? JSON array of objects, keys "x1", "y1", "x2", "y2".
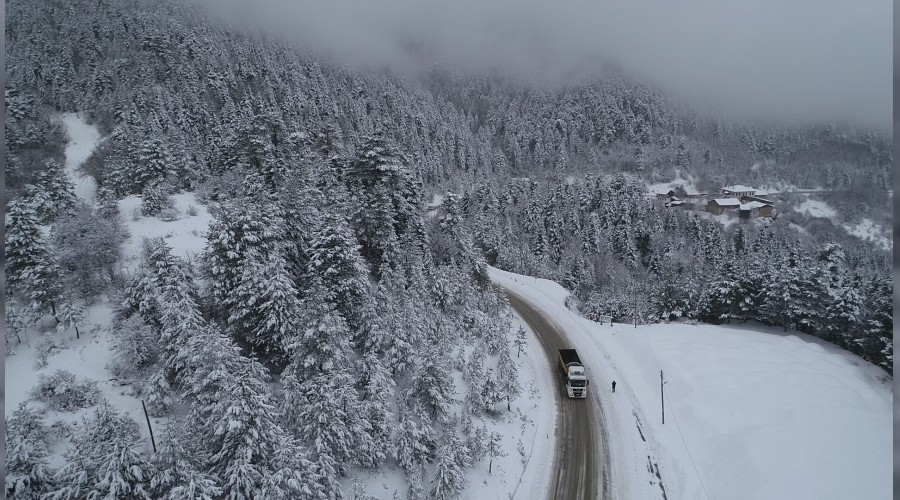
[{"x1": 558, "y1": 349, "x2": 589, "y2": 398}]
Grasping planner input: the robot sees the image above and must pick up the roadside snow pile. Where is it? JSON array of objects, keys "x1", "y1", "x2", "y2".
[
  {"x1": 842, "y1": 218, "x2": 891, "y2": 250},
  {"x1": 793, "y1": 198, "x2": 836, "y2": 218},
  {"x1": 60, "y1": 113, "x2": 101, "y2": 203},
  {"x1": 118, "y1": 192, "x2": 213, "y2": 271},
  {"x1": 489, "y1": 266, "x2": 893, "y2": 500}
]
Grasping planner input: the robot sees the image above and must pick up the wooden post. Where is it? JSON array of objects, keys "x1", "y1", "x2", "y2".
[
  {"x1": 141, "y1": 400, "x2": 157, "y2": 453},
  {"x1": 661, "y1": 370, "x2": 665, "y2": 425}
]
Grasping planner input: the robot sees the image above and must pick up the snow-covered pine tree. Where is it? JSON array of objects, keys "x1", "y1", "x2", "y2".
[
  {"x1": 229, "y1": 252, "x2": 302, "y2": 365},
  {"x1": 408, "y1": 344, "x2": 456, "y2": 423},
  {"x1": 514, "y1": 325, "x2": 527, "y2": 357},
  {"x1": 5, "y1": 199, "x2": 51, "y2": 296},
  {"x1": 90, "y1": 440, "x2": 156, "y2": 499},
  {"x1": 140, "y1": 182, "x2": 175, "y2": 217},
  {"x1": 430, "y1": 430, "x2": 471, "y2": 500},
  {"x1": 31, "y1": 159, "x2": 77, "y2": 223},
  {"x1": 151, "y1": 414, "x2": 223, "y2": 499},
  {"x1": 6, "y1": 403, "x2": 56, "y2": 499},
  {"x1": 46, "y1": 401, "x2": 149, "y2": 500},
  {"x1": 392, "y1": 403, "x2": 437, "y2": 477},
  {"x1": 356, "y1": 351, "x2": 396, "y2": 468},
  {"x1": 306, "y1": 210, "x2": 372, "y2": 337}
]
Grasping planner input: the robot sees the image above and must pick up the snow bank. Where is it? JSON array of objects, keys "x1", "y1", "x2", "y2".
[
  {"x1": 489, "y1": 266, "x2": 893, "y2": 500},
  {"x1": 60, "y1": 113, "x2": 101, "y2": 203}
]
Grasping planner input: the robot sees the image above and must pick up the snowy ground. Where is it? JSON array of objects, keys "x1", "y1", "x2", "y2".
[
  {"x1": 791, "y1": 198, "x2": 891, "y2": 250},
  {"x1": 842, "y1": 218, "x2": 891, "y2": 251},
  {"x1": 646, "y1": 172, "x2": 700, "y2": 196},
  {"x1": 117, "y1": 193, "x2": 214, "y2": 272},
  {"x1": 60, "y1": 113, "x2": 101, "y2": 203},
  {"x1": 489, "y1": 267, "x2": 893, "y2": 500},
  {"x1": 793, "y1": 198, "x2": 837, "y2": 218},
  {"x1": 5, "y1": 303, "x2": 160, "y2": 462}
]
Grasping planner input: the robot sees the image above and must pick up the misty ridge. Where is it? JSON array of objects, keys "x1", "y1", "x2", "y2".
[{"x1": 200, "y1": 0, "x2": 892, "y2": 131}]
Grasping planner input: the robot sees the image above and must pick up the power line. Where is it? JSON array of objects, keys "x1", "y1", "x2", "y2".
[
  {"x1": 663, "y1": 389, "x2": 712, "y2": 500},
  {"x1": 640, "y1": 326, "x2": 712, "y2": 500}
]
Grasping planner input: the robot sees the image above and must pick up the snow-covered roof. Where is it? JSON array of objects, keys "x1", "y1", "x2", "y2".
[
  {"x1": 740, "y1": 201, "x2": 771, "y2": 210},
  {"x1": 712, "y1": 198, "x2": 741, "y2": 206},
  {"x1": 667, "y1": 201, "x2": 684, "y2": 206},
  {"x1": 722, "y1": 185, "x2": 755, "y2": 193}
]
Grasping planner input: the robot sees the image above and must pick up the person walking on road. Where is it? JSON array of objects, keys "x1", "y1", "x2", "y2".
[{"x1": 611, "y1": 380, "x2": 616, "y2": 393}]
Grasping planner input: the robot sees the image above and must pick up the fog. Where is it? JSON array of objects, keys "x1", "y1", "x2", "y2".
[{"x1": 204, "y1": 0, "x2": 892, "y2": 131}]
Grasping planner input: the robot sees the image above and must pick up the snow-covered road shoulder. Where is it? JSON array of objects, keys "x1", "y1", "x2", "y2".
[{"x1": 489, "y1": 266, "x2": 893, "y2": 500}]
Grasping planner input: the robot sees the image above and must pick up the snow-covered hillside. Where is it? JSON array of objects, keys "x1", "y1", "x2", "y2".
[{"x1": 490, "y1": 267, "x2": 893, "y2": 500}]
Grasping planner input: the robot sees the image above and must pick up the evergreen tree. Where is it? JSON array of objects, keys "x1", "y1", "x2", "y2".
[
  {"x1": 47, "y1": 402, "x2": 148, "y2": 500},
  {"x1": 356, "y1": 351, "x2": 396, "y2": 468},
  {"x1": 6, "y1": 403, "x2": 56, "y2": 499},
  {"x1": 306, "y1": 210, "x2": 372, "y2": 336},
  {"x1": 408, "y1": 345, "x2": 456, "y2": 423},
  {"x1": 430, "y1": 431, "x2": 471, "y2": 500},
  {"x1": 31, "y1": 159, "x2": 77, "y2": 223}
]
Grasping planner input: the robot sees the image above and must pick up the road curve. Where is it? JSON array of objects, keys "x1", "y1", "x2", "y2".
[{"x1": 503, "y1": 286, "x2": 612, "y2": 500}]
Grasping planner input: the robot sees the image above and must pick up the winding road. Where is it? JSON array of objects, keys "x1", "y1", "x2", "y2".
[{"x1": 503, "y1": 287, "x2": 613, "y2": 500}]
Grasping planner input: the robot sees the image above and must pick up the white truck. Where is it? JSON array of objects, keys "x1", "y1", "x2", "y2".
[{"x1": 558, "y1": 349, "x2": 589, "y2": 398}]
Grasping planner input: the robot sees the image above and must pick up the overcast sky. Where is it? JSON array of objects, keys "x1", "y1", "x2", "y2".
[{"x1": 209, "y1": 0, "x2": 892, "y2": 130}]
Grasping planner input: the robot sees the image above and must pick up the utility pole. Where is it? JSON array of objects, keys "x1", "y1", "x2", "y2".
[
  {"x1": 634, "y1": 287, "x2": 638, "y2": 328},
  {"x1": 661, "y1": 370, "x2": 665, "y2": 425},
  {"x1": 141, "y1": 400, "x2": 157, "y2": 453}
]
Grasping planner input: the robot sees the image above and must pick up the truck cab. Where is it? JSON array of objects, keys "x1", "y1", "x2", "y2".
[{"x1": 558, "y1": 349, "x2": 589, "y2": 398}]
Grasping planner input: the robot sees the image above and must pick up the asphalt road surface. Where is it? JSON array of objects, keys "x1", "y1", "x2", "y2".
[{"x1": 504, "y1": 287, "x2": 612, "y2": 500}]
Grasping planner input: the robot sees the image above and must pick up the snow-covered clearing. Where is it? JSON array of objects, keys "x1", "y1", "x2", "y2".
[
  {"x1": 647, "y1": 172, "x2": 700, "y2": 196},
  {"x1": 793, "y1": 198, "x2": 837, "y2": 218},
  {"x1": 5, "y1": 302, "x2": 160, "y2": 464},
  {"x1": 60, "y1": 113, "x2": 101, "y2": 203},
  {"x1": 842, "y1": 218, "x2": 891, "y2": 251},
  {"x1": 489, "y1": 267, "x2": 893, "y2": 500},
  {"x1": 118, "y1": 193, "x2": 213, "y2": 271},
  {"x1": 791, "y1": 198, "x2": 891, "y2": 250}
]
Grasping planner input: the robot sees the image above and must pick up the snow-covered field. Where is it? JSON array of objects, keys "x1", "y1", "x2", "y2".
[{"x1": 490, "y1": 267, "x2": 893, "y2": 500}]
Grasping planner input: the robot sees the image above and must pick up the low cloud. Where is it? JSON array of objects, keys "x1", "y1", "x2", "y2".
[{"x1": 202, "y1": 0, "x2": 892, "y2": 130}]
